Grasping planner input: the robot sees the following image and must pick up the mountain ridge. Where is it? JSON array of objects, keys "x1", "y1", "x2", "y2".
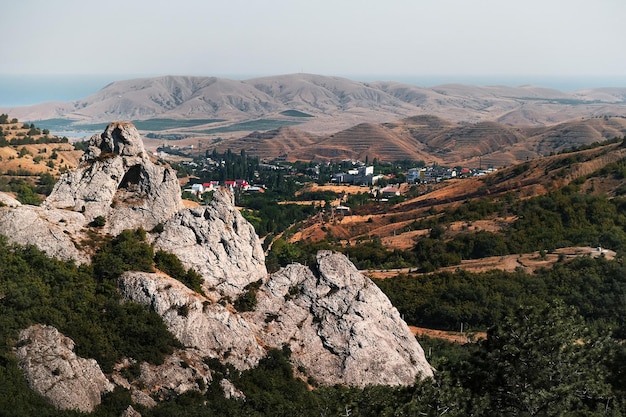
[{"x1": 4, "y1": 74, "x2": 626, "y2": 134}]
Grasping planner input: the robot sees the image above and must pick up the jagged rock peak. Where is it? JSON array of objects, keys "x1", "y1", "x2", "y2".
[
  {"x1": 154, "y1": 187, "x2": 267, "y2": 298},
  {"x1": 85, "y1": 121, "x2": 147, "y2": 159},
  {"x1": 119, "y1": 250, "x2": 434, "y2": 387},
  {"x1": 43, "y1": 121, "x2": 184, "y2": 235},
  {"x1": 253, "y1": 250, "x2": 434, "y2": 386}
]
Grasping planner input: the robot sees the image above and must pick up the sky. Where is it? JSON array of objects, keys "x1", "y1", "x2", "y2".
[{"x1": 2, "y1": 0, "x2": 626, "y2": 86}]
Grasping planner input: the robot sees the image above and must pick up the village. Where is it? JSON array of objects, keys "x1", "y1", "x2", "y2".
[{"x1": 176, "y1": 151, "x2": 498, "y2": 213}]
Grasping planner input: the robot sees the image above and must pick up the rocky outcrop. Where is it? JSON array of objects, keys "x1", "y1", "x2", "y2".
[
  {"x1": 135, "y1": 349, "x2": 212, "y2": 401},
  {"x1": 0, "y1": 122, "x2": 184, "y2": 261},
  {"x1": 0, "y1": 192, "x2": 21, "y2": 207},
  {"x1": 15, "y1": 324, "x2": 114, "y2": 413},
  {"x1": 119, "y1": 271, "x2": 265, "y2": 370},
  {"x1": 122, "y1": 406, "x2": 142, "y2": 417},
  {"x1": 2, "y1": 122, "x2": 433, "y2": 410},
  {"x1": 252, "y1": 251, "x2": 434, "y2": 386},
  {"x1": 0, "y1": 203, "x2": 90, "y2": 263},
  {"x1": 43, "y1": 122, "x2": 184, "y2": 235},
  {"x1": 119, "y1": 252, "x2": 433, "y2": 387},
  {"x1": 153, "y1": 188, "x2": 266, "y2": 298}
]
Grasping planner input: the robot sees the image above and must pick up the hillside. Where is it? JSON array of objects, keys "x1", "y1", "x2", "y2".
[
  {"x1": 288, "y1": 138, "x2": 626, "y2": 254},
  {"x1": 213, "y1": 114, "x2": 626, "y2": 166},
  {"x1": 0, "y1": 118, "x2": 82, "y2": 177},
  {"x1": 2, "y1": 122, "x2": 626, "y2": 415}
]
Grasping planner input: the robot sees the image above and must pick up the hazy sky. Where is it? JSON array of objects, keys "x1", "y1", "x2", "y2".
[{"x1": 2, "y1": 0, "x2": 626, "y2": 82}]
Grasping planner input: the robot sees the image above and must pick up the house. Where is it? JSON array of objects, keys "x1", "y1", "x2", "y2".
[
  {"x1": 202, "y1": 181, "x2": 219, "y2": 191},
  {"x1": 380, "y1": 186, "x2": 401, "y2": 198},
  {"x1": 407, "y1": 168, "x2": 425, "y2": 183},
  {"x1": 331, "y1": 173, "x2": 354, "y2": 184},
  {"x1": 224, "y1": 179, "x2": 250, "y2": 190},
  {"x1": 332, "y1": 165, "x2": 376, "y2": 185},
  {"x1": 190, "y1": 183, "x2": 204, "y2": 194},
  {"x1": 246, "y1": 185, "x2": 265, "y2": 193}
]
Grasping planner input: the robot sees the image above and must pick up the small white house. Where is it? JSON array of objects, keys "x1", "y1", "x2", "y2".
[{"x1": 191, "y1": 183, "x2": 204, "y2": 194}]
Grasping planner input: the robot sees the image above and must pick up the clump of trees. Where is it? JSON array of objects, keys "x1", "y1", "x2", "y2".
[{"x1": 154, "y1": 250, "x2": 205, "y2": 295}]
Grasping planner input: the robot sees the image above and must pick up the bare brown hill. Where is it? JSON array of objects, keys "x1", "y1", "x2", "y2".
[
  {"x1": 290, "y1": 122, "x2": 437, "y2": 163},
  {"x1": 216, "y1": 115, "x2": 626, "y2": 166},
  {"x1": 214, "y1": 126, "x2": 323, "y2": 160}
]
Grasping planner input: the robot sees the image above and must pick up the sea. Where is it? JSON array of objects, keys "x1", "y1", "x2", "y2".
[
  {"x1": 1, "y1": 74, "x2": 625, "y2": 108},
  {"x1": 0, "y1": 74, "x2": 135, "y2": 107}
]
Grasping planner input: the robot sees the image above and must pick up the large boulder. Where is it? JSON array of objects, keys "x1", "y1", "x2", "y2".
[{"x1": 16, "y1": 324, "x2": 114, "y2": 413}]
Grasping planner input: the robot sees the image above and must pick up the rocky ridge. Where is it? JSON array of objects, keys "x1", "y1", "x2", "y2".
[{"x1": 0, "y1": 122, "x2": 432, "y2": 412}]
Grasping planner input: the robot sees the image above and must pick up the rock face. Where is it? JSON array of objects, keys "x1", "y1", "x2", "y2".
[
  {"x1": 153, "y1": 189, "x2": 267, "y2": 297},
  {"x1": 252, "y1": 251, "x2": 434, "y2": 386},
  {"x1": 0, "y1": 192, "x2": 21, "y2": 208},
  {"x1": 0, "y1": 122, "x2": 184, "y2": 262},
  {"x1": 136, "y1": 349, "x2": 212, "y2": 401},
  {"x1": 0, "y1": 203, "x2": 90, "y2": 263},
  {"x1": 119, "y1": 271, "x2": 265, "y2": 370},
  {"x1": 15, "y1": 324, "x2": 114, "y2": 413},
  {"x1": 43, "y1": 122, "x2": 184, "y2": 235}
]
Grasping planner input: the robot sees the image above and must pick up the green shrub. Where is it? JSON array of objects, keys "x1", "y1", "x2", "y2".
[
  {"x1": 91, "y1": 215, "x2": 106, "y2": 228},
  {"x1": 154, "y1": 250, "x2": 205, "y2": 295}
]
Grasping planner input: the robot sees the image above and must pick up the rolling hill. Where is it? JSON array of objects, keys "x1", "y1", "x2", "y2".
[
  {"x1": 3, "y1": 74, "x2": 626, "y2": 136},
  {"x1": 212, "y1": 114, "x2": 626, "y2": 166}
]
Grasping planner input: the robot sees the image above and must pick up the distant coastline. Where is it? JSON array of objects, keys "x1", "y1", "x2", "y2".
[
  {"x1": 1, "y1": 73, "x2": 625, "y2": 108},
  {"x1": 0, "y1": 74, "x2": 136, "y2": 107}
]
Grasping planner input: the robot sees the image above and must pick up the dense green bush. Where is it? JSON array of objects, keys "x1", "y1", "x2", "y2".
[
  {"x1": 154, "y1": 250, "x2": 205, "y2": 295},
  {"x1": 92, "y1": 228, "x2": 154, "y2": 283}
]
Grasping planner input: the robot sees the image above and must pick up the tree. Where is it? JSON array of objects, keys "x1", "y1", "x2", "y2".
[{"x1": 468, "y1": 300, "x2": 614, "y2": 416}]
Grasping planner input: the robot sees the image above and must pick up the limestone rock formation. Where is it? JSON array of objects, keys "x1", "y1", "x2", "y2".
[
  {"x1": 121, "y1": 406, "x2": 142, "y2": 417},
  {"x1": 1, "y1": 121, "x2": 433, "y2": 410},
  {"x1": 118, "y1": 271, "x2": 265, "y2": 370},
  {"x1": 0, "y1": 201, "x2": 90, "y2": 264},
  {"x1": 135, "y1": 349, "x2": 212, "y2": 401},
  {"x1": 252, "y1": 251, "x2": 434, "y2": 386},
  {"x1": 119, "y1": 252, "x2": 433, "y2": 387},
  {"x1": 0, "y1": 122, "x2": 184, "y2": 262},
  {"x1": 43, "y1": 122, "x2": 184, "y2": 235},
  {"x1": 153, "y1": 188, "x2": 267, "y2": 298},
  {"x1": 0, "y1": 192, "x2": 21, "y2": 207},
  {"x1": 15, "y1": 324, "x2": 114, "y2": 413}
]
